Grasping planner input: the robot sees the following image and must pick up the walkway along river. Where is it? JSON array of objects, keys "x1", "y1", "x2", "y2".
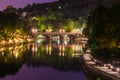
[{"x1": 83, "y1": 53, "x2": 120, "y2": 80}]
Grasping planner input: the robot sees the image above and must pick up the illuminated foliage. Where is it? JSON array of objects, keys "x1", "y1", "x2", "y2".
[{"x1": 0, "y1": 12, "x2": 30, "y2": 43}]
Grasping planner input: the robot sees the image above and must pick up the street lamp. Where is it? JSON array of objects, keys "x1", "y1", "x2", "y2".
[
  {"x1": 59, "y1": 29, "x2": 65, "y2": 32},
  {"x1": 31, "y1": 28, "x2": 38, "y2": 41},
  {"x1": 46, "y1": 29, "x2": 52, "y2": 32},
  {"x1": 32, "y1": 28, "x2": 38, "y2": 33}
]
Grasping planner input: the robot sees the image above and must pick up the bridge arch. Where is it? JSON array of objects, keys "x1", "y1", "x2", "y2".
[
  {"x1": 52, "y1": 34, "x2": 64, "y2": 40},
  {"x1": 34, "y1": 32, "x2": 82, "y2": 41},
  {"x1": 37, "y1": 34, "x2": 50, "y2": 40},
  {"x1": 64, "y1": 34, "x2": 76, "y2": 40}
]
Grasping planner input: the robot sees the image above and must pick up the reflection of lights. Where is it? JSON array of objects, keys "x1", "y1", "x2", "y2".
[
  {"x1": 58, "y1": 53, "x2": 61, "y2": 56},
  {"x1": 15, "y1": 52, "x2": 19, "y2": 58},
  {"x1": 57, "y1": 40, "x2": 60, "y2": 44},
  {"x1": 32, "y1": 47, "x2": 35, "y2": 53},
  {"x1": 59, "y1": 45, "x2": 61, "y2": 51},
  {"x1": 72, "y1": 53, "x2": 75, "y2": 57},
  {"x1": 0, "y1": 48, "x2": 5, "y2": 52},
  {"x1": 13, "y1": 49, "x2": 19, "y2": 58},
  {"x1": 27, "y1": 44, "x2": 30, "y2": 50},
  {"x1": 48, "y1": 45, "x2": 51, "y2": 55},
  {"x1": 64, "y1": 40, "x2": 68, "y2": 45},
  {"x1": 75, "y1": 45, "x2": 83, "y2": 52},
  {"x1": 82, "y1": 44, "x2": 86, "y2": 48},
  {"x1": 59, "y1": 45, "x2": 62, "y2": 56},
  {"x1": 46, "y1": 45, "x2": 49, "y2": 54},
  {"x1": 10, "y1": 51, "x2": 13, "y2": 54},
  {"x1": 62, "y1": 53, "x2": 65, "y2": 56},
  {"x1": 2, "y1": 52, "x2": 4, "y2": 55},
  {"x1": 62, "y1": 45, "x2": 65, "y2": 56},
  {"x1": 35, "y1": 47, "x2": 38, "y2": 52},
  {"x1": 9, "y1": 47, "x2": 13, "y2": 51},
  {"x1": 62, "y1": 45, "x2": 65, "y2": 51},
  {"x1": 74, "y1": 53, "x2": 81, "y2": 58},
  {"x1": 72, "y1": 45, "x2": 75, "y2": 54},
  {"x1": 32, "y1": 44, "x2": 38, "y2": 53}
]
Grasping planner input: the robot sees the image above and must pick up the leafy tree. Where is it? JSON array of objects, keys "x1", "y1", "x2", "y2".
[
  {"x1": 86, "y1": 4, "x2": 120, "y2": 59},
  {"x1": 63, "y1": 19, "x2": 75, "y2": 32}
]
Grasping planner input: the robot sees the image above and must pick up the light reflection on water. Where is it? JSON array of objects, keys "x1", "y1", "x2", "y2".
[{"x1": 0, "y1": 40, "x2": 108, "y2": 80}]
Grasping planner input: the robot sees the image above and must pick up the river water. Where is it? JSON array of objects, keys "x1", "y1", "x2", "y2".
[{"x1": 0, "y1": 40, "x2": 108, "y2": 80}]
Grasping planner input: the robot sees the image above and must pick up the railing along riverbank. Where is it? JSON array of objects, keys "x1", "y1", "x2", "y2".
[{"x1": 83, "y1": 53, "x2": 120, "y2": 80}]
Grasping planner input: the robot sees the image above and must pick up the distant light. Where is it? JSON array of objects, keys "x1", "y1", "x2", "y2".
[
  {"x1": 58, "y1": 6, "x2": 61, "y2": 9},
  {"x1": 116, "y1": 68, "x2": 120, "y2": 72}
]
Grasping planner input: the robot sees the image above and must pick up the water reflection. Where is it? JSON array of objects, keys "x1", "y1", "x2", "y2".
[
  {"x1": 34, "y1": 43, "x2": 83, "y2": 57},
  {"x1": 0, "y1": 39, "x2": 108, "y2": 80}
]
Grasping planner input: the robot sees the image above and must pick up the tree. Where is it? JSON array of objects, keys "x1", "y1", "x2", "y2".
[{"x1": 86, "y1": 4, "x2": 120, "y2": 59}]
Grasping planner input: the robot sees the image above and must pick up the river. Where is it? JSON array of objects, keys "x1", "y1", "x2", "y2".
[{"x1": 0, "y1": 39, "x2": 108, "y2": 80}]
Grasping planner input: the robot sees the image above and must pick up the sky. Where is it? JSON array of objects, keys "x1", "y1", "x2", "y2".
[{"x1": 0, "y1": 0, "x2": 58, "y2": 11}]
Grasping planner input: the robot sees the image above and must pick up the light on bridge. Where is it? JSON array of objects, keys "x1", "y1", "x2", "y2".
[
  {"x1": 46, "y1": 29, "x2": 52, "y2": 32},
  {"x1": 31, "y1": 28, "x2": 38, "y2": 33},
  {"x1": 59, "y1": 29, "x2": 65, "y2": 32}
]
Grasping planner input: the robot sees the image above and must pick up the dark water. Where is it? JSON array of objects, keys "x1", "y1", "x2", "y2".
[{"x1": 0, "y1": 40, "x2": 108, "y2": 80}]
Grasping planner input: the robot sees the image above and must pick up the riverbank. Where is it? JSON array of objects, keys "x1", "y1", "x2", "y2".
[
  {"x1": 83, "y1": 53, "x2": 120, "y2": 80},
  {"x1": 0, "y1": 38, "x2": 34, "y2": 48}
]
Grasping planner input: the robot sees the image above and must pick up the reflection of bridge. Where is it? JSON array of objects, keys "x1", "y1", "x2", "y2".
[
  {"x1": 33, "y1": 42, "x2": 86, "y2": 58},
  {"x1": 33, "y1": 32, "x2": 82, "y2": 40}
]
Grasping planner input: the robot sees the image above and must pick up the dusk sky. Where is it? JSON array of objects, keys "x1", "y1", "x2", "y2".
[{"x1": 0, "y1": 0, "x2": 58, "y2": 11}]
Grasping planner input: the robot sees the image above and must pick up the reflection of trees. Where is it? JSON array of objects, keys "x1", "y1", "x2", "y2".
[
  {"x1": 0, "y1": 58, "x2": 22, "y2": 77},
  {"x1": 26, "y1": 52, "x2": 83, "y2": 72},
  {"x1": 0, "y1": 45, "x2": 30, "y2": 78},
  {"x1": 0, "y1": 43, "x2": 83, "y2": 78},
  {"x1": 26, "y1": 44, "x2": 83, "y2": 72}
]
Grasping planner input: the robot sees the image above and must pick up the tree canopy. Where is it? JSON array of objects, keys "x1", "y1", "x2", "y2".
[{"x1": 85, "y1": 4, "x2": 120, "y2": 59}]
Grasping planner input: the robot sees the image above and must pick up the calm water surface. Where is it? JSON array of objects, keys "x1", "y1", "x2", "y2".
[{"x1": 0, "y1": 40, "x2": 108, "y2": 80}]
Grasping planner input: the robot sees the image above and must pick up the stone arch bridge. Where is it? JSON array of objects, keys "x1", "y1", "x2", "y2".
[{"x1": 33, "y1": 32, "x2": 82, "y2": 40}]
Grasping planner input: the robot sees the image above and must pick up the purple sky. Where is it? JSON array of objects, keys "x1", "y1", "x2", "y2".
[{"x1": 0, "y1": 0, "x2": 58, "y2": 11}]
